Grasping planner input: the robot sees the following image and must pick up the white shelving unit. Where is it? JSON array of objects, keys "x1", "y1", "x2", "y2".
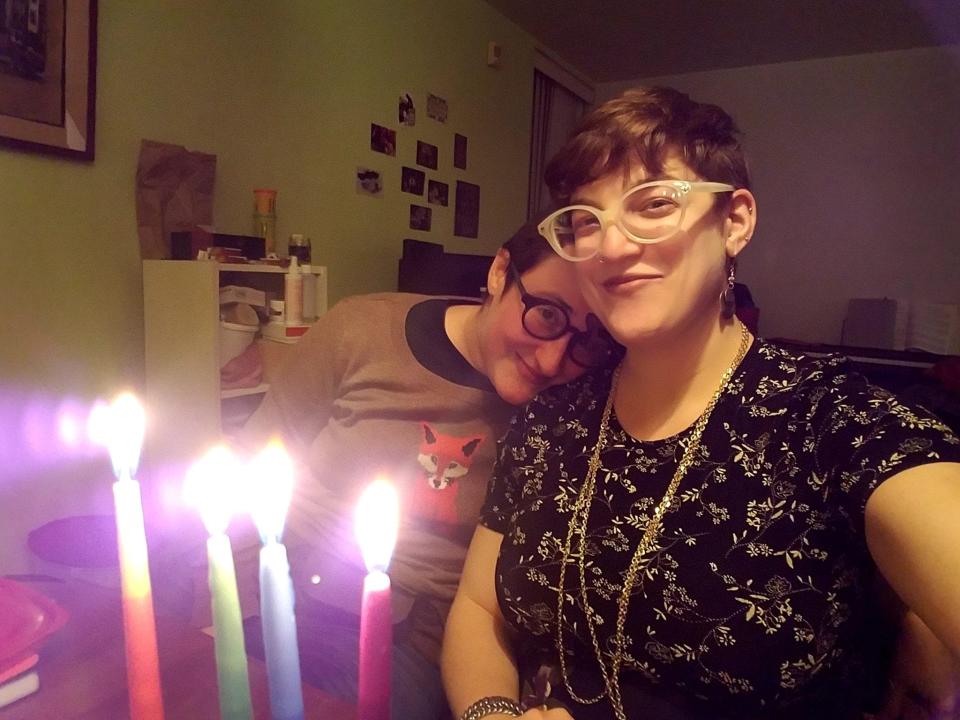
[{"x1": 142, "y1": 260, "x2": 327, "y2": 469}]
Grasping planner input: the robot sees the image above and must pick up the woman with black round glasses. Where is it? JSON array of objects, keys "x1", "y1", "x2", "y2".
[{"x1": 214, "y1": 219, "x2": 620, "y2": 720}]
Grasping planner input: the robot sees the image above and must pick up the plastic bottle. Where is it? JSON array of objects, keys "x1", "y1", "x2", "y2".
[
  {"x1": 284, "y1": 256, "x2": 303, "y2": 326},
  {"x1": 253, "y1": 189, "x2": 278, "y2": 256},
  {"x1": 301, "y1": 263, "x2": 316, "y2": 321}
]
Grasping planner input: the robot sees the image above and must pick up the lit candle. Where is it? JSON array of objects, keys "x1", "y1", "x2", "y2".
[
  {"x1": 105, "y1": 392, "x2": 165, "y2": 720},
  {"x1": 354, "y1": 478, "x2": 399, "y2": 720},
  {"x1": 246, "y1": 441, "x2": 305, "y2": 720},
  {"x1": 184, "y1": 446, "x2": 253, "y2": 720}
]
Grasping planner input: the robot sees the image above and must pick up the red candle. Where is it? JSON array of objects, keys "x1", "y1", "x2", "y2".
[{"x1": 354, "y1": 478, "x2": 399, "y2": 720}]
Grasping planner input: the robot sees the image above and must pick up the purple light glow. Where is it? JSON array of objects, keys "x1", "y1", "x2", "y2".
[{"x1": 0, "y1": 391, "x2": 108, "y2": 483}]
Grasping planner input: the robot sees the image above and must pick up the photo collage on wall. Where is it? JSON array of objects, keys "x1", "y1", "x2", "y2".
[{"x1": 356, "y1": 90, "x2": 479, "y2": 238}]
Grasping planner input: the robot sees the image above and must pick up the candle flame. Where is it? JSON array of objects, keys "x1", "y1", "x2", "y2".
[
  {"x1": 245, "y1": 440, "x2": 295, "y2": 543},
  {"x1": 354, "y1": 477, "x2": 399, "y2": 573},
  {"x1": 184, "y1": 445, "x2": 241, "y2": 536},
  {"x1": 105, "y1": 392, "x2": 146, "y2": 480}
]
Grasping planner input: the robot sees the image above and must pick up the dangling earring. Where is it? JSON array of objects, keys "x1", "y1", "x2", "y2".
[{"x1": 720, "y1": 259, "x2": 736, "y2": 319}]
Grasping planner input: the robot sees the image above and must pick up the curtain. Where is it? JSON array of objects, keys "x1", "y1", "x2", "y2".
[{"x1": 527, "y1": 70, "x2": 587, "y2": 220}]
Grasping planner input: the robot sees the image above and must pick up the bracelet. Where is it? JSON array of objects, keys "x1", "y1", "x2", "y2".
[{"x1": 458, "y1": 695, "x2": 524, "y2": 720}]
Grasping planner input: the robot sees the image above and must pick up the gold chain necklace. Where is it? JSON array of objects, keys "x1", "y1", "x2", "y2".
[{"x1": 555, "y1": 322, "x2": 751, "y2": 720}]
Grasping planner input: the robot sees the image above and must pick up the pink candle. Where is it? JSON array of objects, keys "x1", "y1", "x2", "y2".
[
  {"x1": 354, "y1": 478, "x2": 399, "y2": 720},
  {"x1": 359, "y1": 570, "x2": 391, "y2": 720}
]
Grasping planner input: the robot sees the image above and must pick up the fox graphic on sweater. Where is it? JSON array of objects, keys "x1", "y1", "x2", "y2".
[{"x1": 412, "y1": 423, "x2": 483, "y2": 524}]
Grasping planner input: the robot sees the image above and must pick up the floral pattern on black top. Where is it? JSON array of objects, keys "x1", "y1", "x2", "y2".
[{"x1": 481, "y1": 339, "x2": 960, "y2": 719}]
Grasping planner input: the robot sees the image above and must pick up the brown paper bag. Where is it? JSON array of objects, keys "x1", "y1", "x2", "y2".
[{"x1": 136, "y1": 139, "x2": 216, "y2": 259}]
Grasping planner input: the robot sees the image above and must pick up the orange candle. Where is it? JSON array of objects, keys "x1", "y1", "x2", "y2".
[{"x1": 107, "y1": 393, "x2": 165, "y2": 720}]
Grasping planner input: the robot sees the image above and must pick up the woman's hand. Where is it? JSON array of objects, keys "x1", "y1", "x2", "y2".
[{"x1": 871, "y1": 611, "x2": 960, "y2": 720}]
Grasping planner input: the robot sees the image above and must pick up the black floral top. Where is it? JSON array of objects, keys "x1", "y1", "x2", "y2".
[{"x1": 481, "y1": 340, "x2": 960, "y2": 720}]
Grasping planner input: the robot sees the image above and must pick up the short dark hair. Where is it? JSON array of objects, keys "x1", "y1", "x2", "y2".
[
  {"x1": 545, "y1": 86, "x2": 750, "y2": 204},
  {"x1": 501, "y1": 217, "x2": 557, "y2": 290}
]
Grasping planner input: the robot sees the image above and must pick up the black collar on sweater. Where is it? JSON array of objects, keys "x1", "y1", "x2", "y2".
[{"x1": 406, "y1": 297, "x2": 495, "y2": 393}]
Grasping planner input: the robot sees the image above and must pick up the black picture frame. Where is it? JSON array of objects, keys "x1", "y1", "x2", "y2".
[
  {"x1": 410, "y1": 204, "x2": 432, "y2": 231},
  {"x1": 401, "y1": 166, "x2": 425, "y2": 195},
  {"x1": 0, "y1": 0, "x2": 98, "y2": 161},
  {"x1": 416, "y1": 140, "x2": 438, "y2": 170},
  {"x1": 454, "y1": 181, "x2": 480, "y2": 238},
  {"x1": 427, "y1": 179, "x2": 448, "y2": 206},
  {"x1": 453, "y1": 133, "x2": 467, "y2": 170}
]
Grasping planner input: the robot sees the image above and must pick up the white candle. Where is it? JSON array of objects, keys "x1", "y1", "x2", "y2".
[{"x1": 247, "y1": 441, "x2": 305, "y2": 720}]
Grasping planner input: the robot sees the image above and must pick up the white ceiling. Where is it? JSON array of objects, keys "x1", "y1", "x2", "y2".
[{"x1": 484, "y1": 0, "x2": 960, "y2": 82}]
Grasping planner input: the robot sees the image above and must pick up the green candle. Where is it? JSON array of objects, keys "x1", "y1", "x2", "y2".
[
  {"x1": 207, "y1": 533, "x2": 253, "y2": 720},
  {"x1": 185, "y1": 446, "x2": 253, "y2": 720}
]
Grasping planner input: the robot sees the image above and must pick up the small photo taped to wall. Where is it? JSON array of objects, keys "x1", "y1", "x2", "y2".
[
  {"x1": 370, "y1": 123, "x2": 396, "y2": 156},
  {"x1": 427, "y1": 93, "x2": 448, "y2": 123},
  {"x1": 356, "y1": 167, "x2": 383, "y2": 196},
  {"x1": 399, "y1": 92, "x2": 416, "y2": 126}
]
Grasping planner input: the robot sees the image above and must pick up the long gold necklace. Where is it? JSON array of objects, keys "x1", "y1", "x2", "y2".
[{"x1": 555, "y1": 321, "x2": 751, "y2": 720}]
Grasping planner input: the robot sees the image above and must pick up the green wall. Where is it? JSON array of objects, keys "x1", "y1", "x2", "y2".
[{"x1": 0, "y1": 0, "x2": 542, "y2": 571}]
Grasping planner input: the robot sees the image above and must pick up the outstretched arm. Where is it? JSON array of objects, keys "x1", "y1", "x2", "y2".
[
  {"x1": 865, "y1": 461, "x2": 960, "y2": 716},
  {"x1": 865, "y1": 462, "x2": 960, "y2": 655}
]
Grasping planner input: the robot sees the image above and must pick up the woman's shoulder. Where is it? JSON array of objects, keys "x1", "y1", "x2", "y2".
[
  {"x1": 751, "y1": 338, "x2": 958, "y2": 438},
  {"x1": 753, "y1": 338, "x2": 851, "y2": 376},
  {"x1": 748, "y1": 338, "x2": 869, "y2": 396},
  {"x1": 329, "y1": 291, "x2": 428, "y2": 317}
]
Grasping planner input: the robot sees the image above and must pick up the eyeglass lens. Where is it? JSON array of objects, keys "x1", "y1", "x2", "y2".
[
  {"x1": 511, "y1": 263, "x2": 616, "y2": 368},
  {"x1": 550, "y1": 183, "x2": 690, "y2": 258}
]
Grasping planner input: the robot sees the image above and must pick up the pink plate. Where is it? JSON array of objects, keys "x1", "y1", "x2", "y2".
[{"x1": 0, "y1": 579, "x2": 69, "y2": 666}]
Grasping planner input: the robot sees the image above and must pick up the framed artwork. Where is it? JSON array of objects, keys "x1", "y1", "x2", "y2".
[
  {"x1": 453, "y1": 133, "x2": 467, "y2": 169},
  {"x1": 410, "y1": 204, "x2": 432, "y2": 231},
  {"x1": 401, "y1": 166, "x2": 425, "y2": 195},
  {"x1": 454, "y1": 181, "x2": 480, "y2": 238},
  {"x1": 427, "y1": 179, "x2": 448, "y2": 206},
  {"x1": 416, "y1": 140, "x2": 438, "y2": 170},
  {"x1": 0, "y1": 0, "x2": 98, "y2": 161}
]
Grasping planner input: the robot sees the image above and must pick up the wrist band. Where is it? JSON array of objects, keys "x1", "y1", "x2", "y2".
[{"x1": 458, "y1": 695, "x2": 524, "y2": 720}]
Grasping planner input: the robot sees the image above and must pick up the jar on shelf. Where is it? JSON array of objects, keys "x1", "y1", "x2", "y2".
[
  {"x1": 253, "y1": 189, "x2": 277, "y2": 255},
  {"x1": 288, "y1": 233, "x2": 311, "y2": 264}
]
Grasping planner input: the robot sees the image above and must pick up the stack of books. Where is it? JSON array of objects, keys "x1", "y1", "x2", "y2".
[{"x1": 0, "y1": 653, "x2": 39, "y2": 708}]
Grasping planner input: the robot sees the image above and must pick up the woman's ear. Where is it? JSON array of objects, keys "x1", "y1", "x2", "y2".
[
  {"x1": 724, "y1": 188, "x2": 757, "y2": 258},
  {"x1": 487, "y1": 248, "x2": 511, "y2": 299}
]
